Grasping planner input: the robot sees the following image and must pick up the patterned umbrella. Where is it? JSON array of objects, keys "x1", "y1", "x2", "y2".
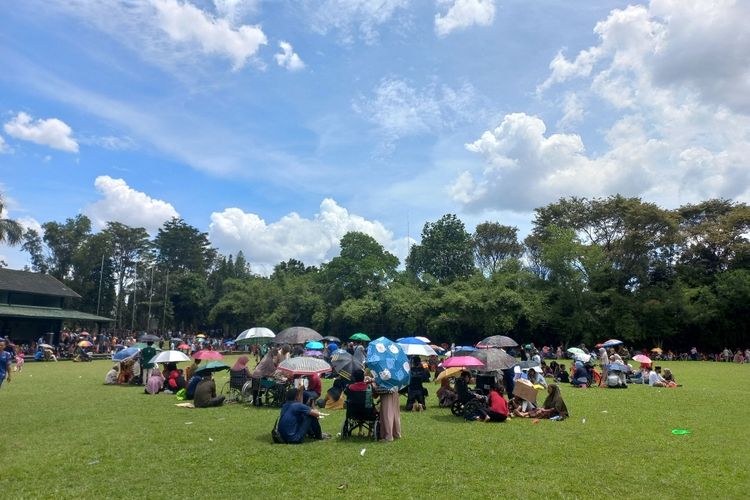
[
  {"x1": 330, "y1": 349, "x2": 364, "y2": 380},
  {"x1": 366, "y1": 337, "x2": 410, "y2": 390},
  {"x1": 277, "y1": 356, "x2": 332, "y2": 376},
  {"x1": 274, "y1": 327, "x2": 323, "y2": 345},
  {"x1": 476, "y1": 335, "x2": 518, "y2": 348},
  {"x1": 235, "y1": 327, "x2": 275, "y2": 346}
]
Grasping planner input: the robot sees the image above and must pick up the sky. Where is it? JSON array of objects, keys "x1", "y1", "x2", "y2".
[{"x1": 1, "y1": 0, "x2": 749, "y2": 274}]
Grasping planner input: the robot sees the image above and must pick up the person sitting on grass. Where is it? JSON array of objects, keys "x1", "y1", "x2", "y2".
[
  {"x1": 515, "y1": 384, "x2": 569, "y2": 420},
  {"x1": 527, "y1": 366, "x2": 548, "y2": 389},
  {"x1": 145, "y1": 367, "x2": 165, "y2": 395},
  {"x1": 555, "y1": 364, "x2": 570, "y2": 384},
  {"x1": 278, "y1": 387, "x2": 330, "y2": 444},
  {"x1": 571, "y1": 362, "x2": 589, "y2": 387},
  {"x1": 185, "y1": 372, "x2": 202, "y2": 400},
  {"x1": 437, "y1": 378, "x2": 457, "y2": 407},
  {"x1": 318, "y1": 376, "x2": 348, "y2": 410},
  {"x1": 104, "y1": 364, "x2": 119, "y2": 385},
  {"x1": 474, "y1": 382, "x2": 509, "y2": 422},
  {"x1": 163, "y1": 363, "x2": 186, "y2": 393},
  {"x1": 648, "y1": 366, "x2": 676, "y2": 388},
  {"x1": 184, "y1": 358, "x2": 201, "y2": 383},
  {"x1": 662, "y1": 368, "x2": 680, "y2": 386},
  {"x1": 194, "y1": 372, "x2": 225, "y2": 408}
]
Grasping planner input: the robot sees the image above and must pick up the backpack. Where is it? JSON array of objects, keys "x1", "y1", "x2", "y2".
[{"x1": 271, "y1": 418, "x2": 284, "y2": 444}]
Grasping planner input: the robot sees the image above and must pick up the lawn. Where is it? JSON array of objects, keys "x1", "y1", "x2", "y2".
[{"x1": 1, "y1": 358, "x2": 749, "y2": 499}]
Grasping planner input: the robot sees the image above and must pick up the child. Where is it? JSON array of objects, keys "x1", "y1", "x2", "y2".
[{"x1": 14, "y1": 352, "x2": 25, "y2": 372}]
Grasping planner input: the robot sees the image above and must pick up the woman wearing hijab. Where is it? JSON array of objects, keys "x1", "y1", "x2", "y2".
[
  {"x1": 531, "y1": 384, "x2": 569, "y2": 420},
  {"x1": 598, "y1": 348, "x2": 609, "y2": 387},
  {"x1": 251, "y1": 347, "x2": 279, "y2": 406},
  {"x1": 231, "y1": 356, "x2": 252, "y2": 377}
]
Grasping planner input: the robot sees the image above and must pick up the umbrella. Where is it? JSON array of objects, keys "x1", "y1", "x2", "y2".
[
  {"x1": 77, "y1": 340, "x2": 93, "y2": 348},
  {"x1": 574, "y1": 353, "x2": 592, "y2": 363},
  {"x1": 224, "y1": 340, "x2": 236, "y2": 345},
  {"x1": 235, "y1": 327, "x2": 275, "y2": 346},
  {"x1": 177, "y1": 343, "x2": 191, "y2": 350},
  {"x1": 476, "y1": 335, "x2": 518, "y2": 348},
  {"x1": 600, "y1": 339, "x2": 623, "y2": 348},
  {"x1": 170, "y1": 337, "x2": 183, "y2": 343},
  {"x1": 397, "y1": 337, "x2": 438, "y2": 357},
  {"x1": 330, "y1": 349, "x2": 364, "y2": 380},
  {"x1": 113, "y1": 347, "x2": 140, "y2": 362},
  {"x1": 606, "y1": 363, "x2": 631, "y2": 373},
  {"x1": 149, "y1": 350, "x2": 191, "y2": 364},
  {"x1": 322, "y1": 336, "x2": 341, "y2": 343},
  {"x1": 39, "y1": 343, "x2": 55, "y2": 350},
  {"x1": 430, "y1": 344, "x2": 446, "y2": 355},
  {"x1": 651, "y1": 347, "x2": 663, "y2": 354},
  {"x1": 435, "y1": 366, "x2": 464, "y2": 382},
  {"x1": 79, "y1": 332, "x2": 90, "y2": 337},
  {"x1": 366, "y1": 337, "x2": 410, "y2": 390},
  {"x1": 195, "y1": 361, "x2": 230, "y2": 374},
  {"x1": 195, "y1": 333, "x2": 207, "y2": 338},
  {"x1": 567, "y1": 347, "x2": 586, "y2": 355},
  {"x1": 455, "y1": 345, "x2": 477, "y2": 352},
  {"x1": 518, "y1": 360, "x2": 541, "y2": 370},
  {"x1": 350, "y1": 332, "x2": 371, "y2": 342},
  {"x1": 633, "y1": 354, "x2": 652, "y2": 364},
  {"x1": 472, "y1": 349, "x2": 517, "y2": 371},
  {"x1": 415, "y1": 336, "x2": 431, "y2": 343},
  {"x1": 443, "y1": 356, "x2": 485, "y2": 368},
  {"x1": 305, "y1": 341, "x2": 324, "y2": 350},
  {"x1": 134, "y1": 343, "x2": 163, "y2": 350},
  {"x1": 139, "y1": 334, "x2": 160, "y2": 343},
  {"x1": 303, "y1": 349, "x2": 325, "y2": 358},
  {"x1": 277, "y1": 356, "x2": 332, "y2": 376},
  {"x1": 274, "y1": 327, "x2": 323, "y2": 345},
  {"x1": 193, "y1": 350, "x2": 224, "y2": 360}
]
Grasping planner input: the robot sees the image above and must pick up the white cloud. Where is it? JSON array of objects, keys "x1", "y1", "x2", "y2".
[
  {"x1": 435, "y1": 0, "x2": 495, "y2": 37},
  {"x1": 310, "y1": 0, "x2": 411, "y2": 44},
  {"x1": 353, "y1": 78, "x2": 482, "y2": 152},
  {"x1": 152, "y1": 0, "x2": 267, "y2": 70},
  {"x1": 213, "y1": 0, "x2": 259, "y2": 24},
  {"x1": 3, "y1": 112, "x2": 79, "y2": 153},
  {"x1": 455, "y1": 0, "x2": 750, "y2": 213},
  {"x1": 274, "y1": 41, "x2": 305, "y2": 71},
  {"x1": 0, "y1": 135, "x2": 10, "y2": 154},
  {"x1": 17, "y1": 216, "x2": 43, "y2": 235},
  {"x1": 209, "y1": 198, "x2": 403, "y2": 273},
  {"x1": 85, "y1": 176, "x2": 179, "y2": 232}
]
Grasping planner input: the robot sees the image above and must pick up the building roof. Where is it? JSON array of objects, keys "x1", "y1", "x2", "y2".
[
  {"x1": 0, "y1": 304, "x2": 114, "y2": 322},
  {"x1": 0, "y1": 268, "x2": 81, "y2": 298}
]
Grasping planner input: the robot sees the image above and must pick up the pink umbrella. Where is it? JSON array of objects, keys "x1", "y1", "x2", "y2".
[
  {"x1": 193, "y1": 350, "x2": 224, "y2": 360},
  {"x1": 442, "y1": 356, "x2": 485, "y2": 368},
  {"x1": 632, "y1": 354, "x2": 652, "y2": 364},
  {"x1": 177, "y1": 343, "x2": 191, "y2": 350},
  {"x1": 79, "y1": 332, "x2": 90, "y2": 337}
]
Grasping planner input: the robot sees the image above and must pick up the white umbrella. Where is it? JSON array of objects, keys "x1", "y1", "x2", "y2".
[
  {"x1": 415, "y1": 336, "x2": 431, "y2": 344},
  {"x1": 235, "y1": 327, "x2": 275, "y2": 345},
  {"x1": 574, "y1": 353, "x2": 592, "y2": 363},
  {"x1": 397, "y1": 337, "x2": 438, "y2": 357},
  {"x1": 149, "y1": 350, "x2": 191, "y2": 364}
]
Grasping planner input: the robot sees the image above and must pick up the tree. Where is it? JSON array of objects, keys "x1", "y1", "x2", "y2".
[
  {"x1": 473, "y1": 222, "x2": 523, "y2": 275},
  {"x1": 40, "y1": 214, "x2": 92, "y2": 280},
  {"x1": 153, "y1": 218, "x2": 216, "y2": 275},
  {"x1": 0, "y1": 195, "x2": 23, "y2": 247},
  {"x1": 102, "y1": 222, "x2": 150, "y2": 328},
  {"x1": 322, "y1": 232, "x2": 399, "y2": 302},
  {"x1": 21, "y1": 228, "x2": 48, "y2": 273},
  {"x1": 406, "y1": 214, "x2": 475, "y2": 283}
]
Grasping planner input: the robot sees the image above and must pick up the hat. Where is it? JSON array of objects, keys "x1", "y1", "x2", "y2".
[{"x1": 530, "y1": 366, "x2": 543, "y2": 374}]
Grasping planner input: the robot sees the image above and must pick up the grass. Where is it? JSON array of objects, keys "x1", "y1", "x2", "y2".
[{"x1": 1, "y1": 357, "x2": 749, "y2": 499}]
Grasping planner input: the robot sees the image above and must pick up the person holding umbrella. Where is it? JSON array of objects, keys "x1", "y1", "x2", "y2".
[{"x1": 277, "y1": 386, "x2": 330, "y2": 444}]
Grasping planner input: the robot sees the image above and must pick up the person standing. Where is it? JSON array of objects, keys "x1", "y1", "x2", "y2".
[
  {"x1": 140, "y1": 341, "x2": 157, "y2": 385},
  {"x1": 0, "y1": 339, "x2": 12, "y2": 389},
  {"x1": 376, "y1": 386, "x2": 401, "y2": 442}
]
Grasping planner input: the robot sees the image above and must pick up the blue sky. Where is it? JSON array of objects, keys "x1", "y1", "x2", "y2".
[{"x1": 1, "y1": 0, "x2": 748, "y2": 273}]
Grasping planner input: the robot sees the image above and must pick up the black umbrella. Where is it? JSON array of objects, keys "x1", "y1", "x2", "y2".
[
  {"x1": 472, "y1": 348, "x2": 518, "y2": 372},
  {"x1": 274, "y1": 326, "x2": 323, "y2": 345},
  {"x1": 519, "y1": 360, "x2": 541, "y2": 370},
  {"x1": 322, "y1": 336, "x2": 341, "y2": 343},
  {"x1": 330, "y1": 349, "x2": 364, "y2": 380},
  {"x1": 170, "y1": 337, "x2": 183, "y2": 343},
  {"x1": 139, "y1": 334, "x2": 160, "y2": 343},
  {"x1": 476, "y1": 335, "x2": 519, "y2": 348}
]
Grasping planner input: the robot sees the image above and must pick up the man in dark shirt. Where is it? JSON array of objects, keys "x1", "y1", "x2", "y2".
[
  {"x1": 140, "y1": 341, "x2": 157, "y2": 386},
  {"x1": 278, "y1": 388, "x2": 330, "y2": 444},
  {"x1": 194, "y1": 373, "x2": 225, "y2": 408},
  {"x1": 406, "y1": 357, "x2": 428, "y2": 411}
]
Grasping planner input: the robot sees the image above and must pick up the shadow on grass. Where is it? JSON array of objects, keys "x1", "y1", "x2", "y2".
[{"x1": 429, "y1": 413, "x2": 465, "y2": 424}]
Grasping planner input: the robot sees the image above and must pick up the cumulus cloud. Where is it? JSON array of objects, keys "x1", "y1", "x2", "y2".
[
  {"x1": 3, "y1": 112, "x2": 78, "y2": 153},
  {"x1": 435, "y1": 0, "x2": 495, "y2": 37},
  {"x1": 274, "y1": 41, "x2": 305, "y2": 71},
  {"x1": 354, "y1": 78, "x2": 482, "y2": 152},
  {"x1": 310, "y1": 0, "x2": 410, "y2": 44},
  {"x1": 152, "y1": 0, "x2": 267, "y2": 70},
  {"x1": 85, "y1": 176, "x2": 179, "y2": 232},
  {"x1": 213, "y1": 0, "x2": 259, "y2": 24},
  {"x1": 209, "y1": 198, "x2": 403, "y2": 273},
  {"x1": 454, "y1": 0, "x2": 750, "y2": 212}
]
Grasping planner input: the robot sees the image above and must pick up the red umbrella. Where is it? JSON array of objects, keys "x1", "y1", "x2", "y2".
[
  {"x1": 177, "y1": 343, "x2": 191, "y2": 350},
  {"x1": 442, "y1": 356, "x2": 485, "y2": 368},
  {"x1": 193, "y1": 350, "x2": 224, "y2": 360}
]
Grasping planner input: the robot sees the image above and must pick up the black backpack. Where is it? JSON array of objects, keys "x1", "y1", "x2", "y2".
[{"x1": 271, "y1": 418, "x2": 284, "y2": 444}]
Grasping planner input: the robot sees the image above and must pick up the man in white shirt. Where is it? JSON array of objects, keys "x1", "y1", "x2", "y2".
[{"x1": 648, "y1": 366, "x2": 668, "y2": 387}]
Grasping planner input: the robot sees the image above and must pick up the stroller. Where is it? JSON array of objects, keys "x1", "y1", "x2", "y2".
[{"x1": 341, "y1": 387, "x2": 380, "y2": 440}]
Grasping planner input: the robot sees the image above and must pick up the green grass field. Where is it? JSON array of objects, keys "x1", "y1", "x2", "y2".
[{"x1": 1, "y1": 358, "x2": 749, "y2": 499}]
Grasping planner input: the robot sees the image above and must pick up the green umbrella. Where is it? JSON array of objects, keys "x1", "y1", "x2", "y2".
[
  {"x1": 195, "y1": 361, "x2": 230, "y2": 374},
  {"x1": 134, "y1": 343, "x2": 163, "y2": 351},
  {"x1": 567, "y1": 347, "x2": 586, "y2": 355},
  {"x1": 349, "y1": 332, "x2": 370, "y2": 342}
]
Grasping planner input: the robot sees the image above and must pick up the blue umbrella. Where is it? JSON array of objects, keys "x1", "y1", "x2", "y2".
[
  {"x1": 113, "y1": 347, "x2": 139, "y2": 362},
  {"x1": 455, "y1": 345, "x2": 477, "y2": 352},
  {"x1": 366, "y1": 337, "x2": 410, "y2": 390},
  {"x1": 606, "y1": 363, "x2": 631, "y2": 373},
  {"x1": 305, "y1": 341, "x2": 324, "y2": 350},
  {"x1": 601, "y1": 339, "x2": 624, "y2": 348}
]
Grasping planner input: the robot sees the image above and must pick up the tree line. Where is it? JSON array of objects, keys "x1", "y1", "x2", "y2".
[{"x1": 2, "y1": 194, "x2": 749, "y2": 350}]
